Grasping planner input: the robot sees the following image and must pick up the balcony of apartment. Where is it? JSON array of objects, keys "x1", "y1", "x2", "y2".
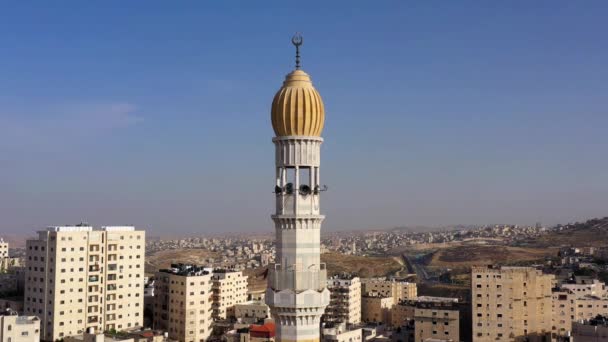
[
  {"x1": 107, "y1": 254, "x2": 118, "y2": 262},
  {"x1": 88, "y1": 275, "x2": 100, "y2": 283},
  {"x1": 89, "y1": 245, "x2": 101, "y2": 253},
  {"x1": 106, "y1": 314, "x2": 117, "y2": 321},
  {"x1": 88, "y1": 295, "x2": 100, "y2": 303},
  {"x1": 106, "y1": 294, "x2": 117, "y2": 301},
  {"x1": 89, "y1": 265, "x2": 101, "y2": 272},
  {"x1": 89, "y1": 256, "x2": 101, "y2": 263},
  {"x1": 107, "y1": 304, "x2": 117, "y2": 312},
  {"x1": 268, "y1": 263, "x2": 327, "y2": 291},
  {"x1": 107, "y1": 284, "x2": 117, "y2": 291},
  {"x1": 87, "y1": 316, "x2": 99, "y2": 324},
  {"x1": 107, "y1": 274, "x2": 117, "y2": 282},
  {"x1": 107, "y1": 244, "x2": 118, "y2": 252}
]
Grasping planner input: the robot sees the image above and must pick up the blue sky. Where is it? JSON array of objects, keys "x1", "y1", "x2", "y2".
[{"x1": 0, "y1": 1, "x2": 607, "y2": 235}]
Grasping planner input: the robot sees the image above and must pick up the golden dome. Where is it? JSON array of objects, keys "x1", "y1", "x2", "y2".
[{"x1": 271, "y1": 69, "x2": 325, "y2": 137}]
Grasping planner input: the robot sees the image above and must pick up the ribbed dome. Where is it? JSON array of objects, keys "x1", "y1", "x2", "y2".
[{"x1": 271, "y1": 69, "x2": 325, "y2": 137}]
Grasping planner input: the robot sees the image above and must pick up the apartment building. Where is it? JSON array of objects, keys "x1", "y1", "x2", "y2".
[
  {"x1": 0, "y1": 313, "x2": 41, "y2": 342},
  {"x1": 472, "y1": 266, "x2": 554, "y2": 342},
  {"x1": 24, "y1": 225, "x2": 145, "y2": 341},
  {"x1": 211, "y1": 270, "x2": 248, "y2": 320},
  {"x1": 361, "y1": 295, "x2": 393, "y2": 324},
  {"x1": 234, "y1": 301, "x2": 270, "y2": 324},
  {"x1": 552, "y1": 280, "x2": 608, "y2": 337},
  {"x1": 0, "y1": 239, "x2": 8, "y2": 258},
  {"x1": 153, "y1": 264, "x2": 213, "y2": 342},
  {"x1": 361, "y1": 278, "x2": 417, "y2": 303},
  {"x1": 324, "y1": 275, "x2": 362, "y2": 324}
]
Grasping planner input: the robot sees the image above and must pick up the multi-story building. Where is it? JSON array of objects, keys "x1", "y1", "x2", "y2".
[
  {"x1": 361, "y1": 295, "x2": 393, "y2": 324},
  {"x1": 414, "y1": 297, "x2": 461, "y2": 342},
  {"x1": 361, "y1": 278, "x2": 417, "y2": 303},
  {"x1": 265, "y1": 34, "x2": 331, "y2": 342},
  {"x1": 153, "y1": 264, "x2": 213, "y2": 342},
  {"x1": 211, "y1": 270, "x2": 248, "y2": 320},
  {"x1": 0, "y1": 238, "x2": 8, "y2": 258},
  {"x1": 321, "y1": 322, "x2": 363, "y2": 342},
  {"x1": 234, "y1": 301, "x2": 270, "y2": 324},
  {"x1": 23, "y1": 225, "x2": 145, "y2": 341},
  {"x1": 472, "y1": 266, "x2": 554, "y2": 342},
  {"x1": 0, "y1": 313, "x2": 41, "y2": 342},
  {"x1": 324, "y1": 275, "x2": 361, "y2": 324},
  {"x1": 552, "y1": 280, "x2": 608, "y2": 337}
]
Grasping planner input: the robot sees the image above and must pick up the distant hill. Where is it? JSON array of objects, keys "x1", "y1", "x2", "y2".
[{"x1": 533, "y1": 217, "x2": 608, "y2": 247}]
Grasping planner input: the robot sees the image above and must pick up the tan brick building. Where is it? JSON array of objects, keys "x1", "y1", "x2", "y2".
[
  {"x1": 153, "y1": 265, "x2": 214, "y2": 342},
  {"x1": 211, "y1": 270, "x2": 248, "y2": 320},
  {"x1": 361, "y1": 295, "x2": 393, "y2": 324},
  {"x1": 361, "y1": 278, "x2": 417, "y2": 303},
  {"x1": 324, "y1": 275, "x2": 361, "y2": 324},
  {"x1": 472, "y1": 266, "x2": 554, "y2": 342},
  {"x1": 24, "y1": 225, "x2": 145, "y2": 341}
]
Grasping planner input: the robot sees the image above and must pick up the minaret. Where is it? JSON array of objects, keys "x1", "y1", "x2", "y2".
[{"x1": 266, "y1": 34, "x2": 330, "y2": 342}]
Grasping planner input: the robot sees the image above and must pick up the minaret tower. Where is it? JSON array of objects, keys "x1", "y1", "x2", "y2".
[{"x1": 266, "y1": 34, "x2": 330, "y2": 342}]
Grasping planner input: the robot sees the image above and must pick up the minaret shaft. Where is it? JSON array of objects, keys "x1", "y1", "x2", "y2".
[{"x1": 266, "y1": 136, "x2": 330, "y2": 342}]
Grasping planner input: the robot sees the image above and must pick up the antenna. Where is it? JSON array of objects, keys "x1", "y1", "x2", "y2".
[{"x1": 291, "y1": 32, "x2": 303, "y2": 70}]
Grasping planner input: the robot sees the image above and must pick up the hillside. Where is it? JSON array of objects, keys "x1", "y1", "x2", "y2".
[{"x1": 531, "y1": 217, "x2": 608, "y2": 248}]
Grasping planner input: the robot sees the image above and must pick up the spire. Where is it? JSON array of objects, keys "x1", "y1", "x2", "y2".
[{"x1": 291, "y1": 32, "x2": 303, "y2": 70}]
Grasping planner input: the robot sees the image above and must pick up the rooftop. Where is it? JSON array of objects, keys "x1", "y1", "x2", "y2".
[{"x1": 159, "y1": 264, "x2": 211, "y2": 277}]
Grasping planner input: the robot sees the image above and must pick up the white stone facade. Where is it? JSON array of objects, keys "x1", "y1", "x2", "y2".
[{"x1": 266, "y1": 136, "x2": 330, "y2": 342}]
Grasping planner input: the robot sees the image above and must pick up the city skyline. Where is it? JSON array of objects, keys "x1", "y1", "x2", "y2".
[{"x1": 2, "y1": 2, "x2": 608, "y2": 235}]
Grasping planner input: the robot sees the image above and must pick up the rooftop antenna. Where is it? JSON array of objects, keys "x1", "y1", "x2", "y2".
[{"x1": 291, "y1": 32, "x2": 303, "y2": 70}]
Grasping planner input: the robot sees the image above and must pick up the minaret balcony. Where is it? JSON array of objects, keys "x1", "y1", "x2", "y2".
[{"x1": 268, "y1": 263, "x2": 327, "y2": 291}]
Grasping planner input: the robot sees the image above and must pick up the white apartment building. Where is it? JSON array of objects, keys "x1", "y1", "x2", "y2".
[
  {"x1": 153, "y1": 264, "x2": 214, "y2": 342},
  {"x1": 24, "y1": 225, "x2": 145, "y2": 341},
  {"x1": 0, "y1": 313, "x2": 41, "y2": 342},
  {"x1": 211, "y1": 270, "x2": 248, "y2": 320},
  {"x1": 325, "y1": 275, "x2": 361, "y2": 324}
]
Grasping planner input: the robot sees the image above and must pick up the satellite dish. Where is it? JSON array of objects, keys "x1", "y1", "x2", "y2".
[
  {"x1": 299, "y1": 184, "x2": 311, "y2": 196},
  {"x1": 274, "y1": 185, "x2": 282, "y2": 194}
]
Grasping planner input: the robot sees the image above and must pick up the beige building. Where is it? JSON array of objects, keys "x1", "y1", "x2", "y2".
[
  {"x1": 325, "y1": 275, "x2": 362, "y2": 324},
  {"x1": 24, "y1": 225, "x2": 145, "y2": 341},
  {"x1": 234, "y1": 301, "x2": 270, "y2": 324},
  {"x1": 552, "y1": 280, "x2": 608, "y2": 337},
  {"x1": 321, "y1": 322, "x2": 362, "y2": 342},
  {"x1": 390, "y1": 297, "x2": 463, "y2": 342},
  {"x1": 211, "y1": 270, "x2": 248, "y2": 320},
  {"x1": 0, "y1": 314, "x2": 40, "y2": 342},
  {"x1": 413, "y1": 297, "x2": 460, "y2": 342},
  {"x1": 472, "y1": 266, "x2": 554, "y2": 342},
  {"x1": 153, "y1": 264, "x2": 213, "y2": 342},
  {"x1": 0, "y1": 239, "x2": 20, "y2": 273},
  {"x1": 361, "y1": 278, "x2": 417, "y2": 303},
  {"x1": 0, "y1": 239, "x2": 8, "y2": 259},
  {"x1": 361, "y1": 295, "x2": 393, "y2": 324}
]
